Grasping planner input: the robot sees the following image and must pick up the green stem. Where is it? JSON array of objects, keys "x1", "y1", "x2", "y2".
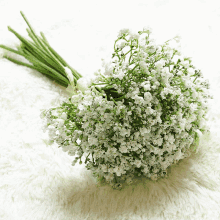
[
  {"x1": 18, "y1": 47, "x2": 69, "y2": 84},
  {"x1": 7, "y1": 26, "x2": 70, "y2": 83},
  {"x1": 40, "y1": 32, "x2": 49, "y2": 44},
  {"x1": 26, "y1": 28, "x2": 42, "y2": 49},
  {"x1": 102, "y1": 85, "x2": 115, "y2": 90},
  {"x1": 30, "y1": 55, "x2": 69, "y2": 84},
  {"x1": 3, "y1": 55, "x2": 68, "y2": 87},
  {"x1": 20, "y1": 11, "x2": 47, "y2": 53},
  {"x1": 40, "y1": 32, "x2": 82, "y2": 80},
  {"x1": 1, "y1": 11, "x2": 83, "y2": 88},
  {"x1": 25, "y1": 25, "x2": 66, "y2": 76},
  {"x1": 85, "y1": 153, "x2": 91, "y2": 163},
  {"x1": 193, "y1": 77, "x2": 198, "y2": 83},
  {"x1": 23, "y1": 40, "x2": 65, "y2": 76},
  {"x1": 8, "y1": 26, "x2": 60, "y2": 71},
  {"x1": 95, "y1": 86, "x2": 107, "y2": 96},
  {"x1": 130, "y1": 64, "x2": 139, "y2": 72},
  {"x1": 0, "y1": 44, "x2": 23, "y2": 55},
  {"x1": 20, "y1": 42, "x2": 49, "y2": 65},
  {"x1": 38, "y1": 36, "x2": 65, "y2": 71},
  {"x1": 111, "y1": 98, "x2": 118, "y2": 106},
  {"x1": 108, "y1": 89, "x2": 119, "y2": 93},
  {"x1": 21, "y1": 41, "x2": 68, "y2": 81},
  {"x1": 115, "y1": 94, "x2": 126, "y2": 101}
]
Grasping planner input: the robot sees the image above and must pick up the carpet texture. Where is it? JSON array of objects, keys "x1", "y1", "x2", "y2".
[{"x1": 1, "y1": 0, "x2": 220, "y2": 219}]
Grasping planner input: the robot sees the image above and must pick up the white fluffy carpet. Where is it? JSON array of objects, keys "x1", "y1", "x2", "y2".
[{"x1": 1, "y1": 0, "x2": 220, "y2": 219}]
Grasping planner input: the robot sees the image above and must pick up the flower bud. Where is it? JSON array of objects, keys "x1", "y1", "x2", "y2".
[
  {"x1": 60, "y1": 112, "x2": 67, "y2": 120},
  {"x1": 64, "y1": 67, "x2": 74, "y2": 83}
]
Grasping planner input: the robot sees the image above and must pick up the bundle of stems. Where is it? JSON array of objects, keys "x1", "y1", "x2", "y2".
[{"x1": 0, "y1": 11, "x2": 82, "y2": 88}]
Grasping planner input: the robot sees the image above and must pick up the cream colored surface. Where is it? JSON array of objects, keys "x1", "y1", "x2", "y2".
[{"x1": 0, "y1": 0, "x2": 220, "y2": 219}]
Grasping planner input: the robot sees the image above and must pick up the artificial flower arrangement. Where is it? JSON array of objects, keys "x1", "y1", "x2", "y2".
[{"x1": 0, "y1": 11, "x2": 213, "y2": 190}]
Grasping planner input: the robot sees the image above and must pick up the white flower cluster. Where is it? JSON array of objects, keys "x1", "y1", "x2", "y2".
[{"x1": 41, "y1": 27, "x2": 213, "y2": 190}]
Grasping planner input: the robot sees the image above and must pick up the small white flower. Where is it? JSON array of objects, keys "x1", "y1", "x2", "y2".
[
  {"x1": 188, "y1": 68, "x2": 195, "y2": 76},
  {"x1": 143, "y1": 26, "x2": 152, "y2": 34},
  {"x1": 118, "y1": 28, "x2": 130, "y2": 37},
  {"x1": 191, "y1": 89, "x2": 198, "y2": 99},
  {"x1": 115, "y1": 69, "x2": 125, "y2": 80},
  {"x1": 183, "y1": 77, "x2": 193, "y2": 89},
  {"x1": 157, "y1": 138, "x2": 163, "y2": 146},
  {"x1": 169, "y1": 65, "x2": 174, "y2": 72},
  {"x1": 119, "y1": 144, "x2": 128, "y2": 153},
  {"x1": 78, "y1": 103, "x2": 86, "y2": 111},
  {"x1": 55, "y1": 119, "x2": 64, "y2": 126},
  {"x1": 195, "y1": 129, "x2": 203, "y2": 137},
  {"x1": 88, "y1": 136, "x2": 98, "y2": 146},
  {"x1": 162, "y1": 67, "x2": 169, "y2": 74},
  {"x1": 113, "y1": 166, "x2": 123, "y2": 176},
  {"x1": 143, "y1": 83, "x2": 151, "y2": 91},
  {"x1": 139, "y1": 61, "x2": 148, "y2": 70},
  {"x1": 174, "y1": 149, "x2": 183, "y2": 161},
  {"x1": 71, "y1": 93, "x2": 82, "y2": 103},
  {"x1": 60, "y1": 112, "x2": 67, "y2": 120},
  {"x1": 129, "y1": 32, "x2": 140, "y2": 40},
  {"x1": 118, "y1": 41, "x2": 127, "y2": 49},
  {"x1": 82, "y1": 98, "x2": 93, "y2": 106},
  {"x1": 140, "y1": 127, "x2": 150, "y2": 135},
  {"x1": 51, "y1": 110, "x2": 59, "y2": 117},
  {"x1": 174, "y1": 35, "x2": 181, "y2": 43},
  {"x1": 134, "y1": 159, "x2": 142, "y2": 168},
  {"x1": 82, "y1": 121, "x2": 89, "y2": 129},
  {"x1": 76, "y1": 138, "x2": 81, "y2": 145},
  {"x1": 168, "y1": 134, "x2": 175, "y2": 144},
  {"x1": 143, "y1": 166, "x2": 149, "y2": 174},
  {"x1": 134, "y1": 95, "x2": 144, "y2": 105},
  {"x1": 102, "y1": 61, "x2": 114, "y2": 76},
  {"x1": 181, "y1": 60, "x2": 189, "y2": 68},
  {"x1": 94, "y1": 96, "x2": 103, "y2": 104},
  {"x1": 127, "y1": 111, "x2": 132, "y2": 116},
  {"x1": 153, "y1": 139, "x2": 158, "y2": 145},
  {"x1": 179, "y1": 118, "x2": 186, "y2": 130},
  {"x1": 172, "y1": 55, "x2": 181, "y2": 63},
  {"x1": 176, "y1": 70, "x2": 183, "y2": 76},
  {"x1": 166, "y1": 51, "x2": 173, "y2": 59},
  {"x1": 189, "y1": 103, "x2": 198, "y2": 112},
  {"x1": 134, "y1": 132, "x2": 140, "y2": 139},
  {"x1": 185, "y1": 123, "x2": 192, "y2": 131},
  {"x1": 164, "y1": 135, "x2": 168, "y2": 140},
  {"x1": 144, "y1": 92, "x2": 152, "y2": 102},
  {"x1": 101, "y1": 164, "x2": 108, "y2": 173}
]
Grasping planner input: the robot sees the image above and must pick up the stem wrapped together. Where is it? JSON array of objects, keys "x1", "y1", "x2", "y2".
[{"x1": 0, "y1": 11, "x2": 82, "y2": 87}]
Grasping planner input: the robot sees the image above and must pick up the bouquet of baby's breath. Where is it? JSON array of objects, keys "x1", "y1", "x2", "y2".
[{"x1": 1, "y1": 12, "x2": 213, "y2": 190}]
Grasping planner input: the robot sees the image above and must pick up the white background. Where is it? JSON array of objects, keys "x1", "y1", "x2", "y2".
[{"x1": 1, "y1": 0, "x2": 220, "y2": 219}]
